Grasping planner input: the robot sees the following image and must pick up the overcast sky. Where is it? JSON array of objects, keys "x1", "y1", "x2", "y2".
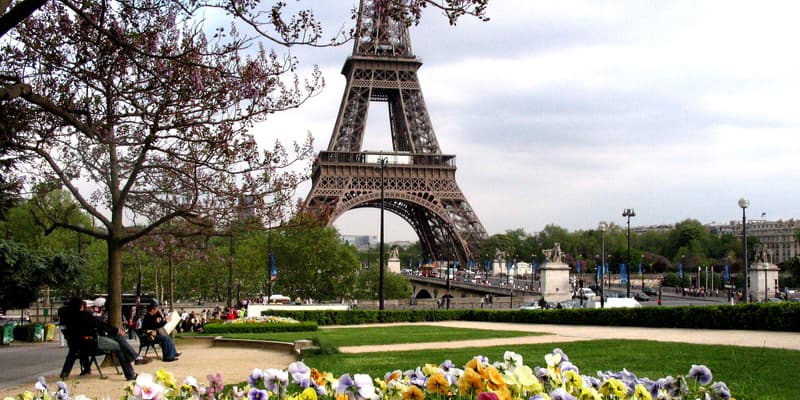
[{"x1": 254, "y1": 1, "x2": 800, "y2": 242}]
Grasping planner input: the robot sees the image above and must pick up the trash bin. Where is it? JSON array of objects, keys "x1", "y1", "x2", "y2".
[
  {"x1": 1, "y1": 322, "x2": 15, "y2": 345},
  {"x1": 45, "y1": 323, "x2": 56, "y2": 341},
  {"x1": 32, "y1": 323, "x2": 44, "y2": 342}
]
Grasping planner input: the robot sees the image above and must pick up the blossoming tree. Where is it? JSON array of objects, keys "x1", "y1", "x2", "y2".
[{"x1": 0, "y1": 1, "x2": 490, "y2": 327}]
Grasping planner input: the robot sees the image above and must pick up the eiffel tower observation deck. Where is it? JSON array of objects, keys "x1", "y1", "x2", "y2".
[{"x1": 305, "y1": 0, "x2": 487, "y2": 262}]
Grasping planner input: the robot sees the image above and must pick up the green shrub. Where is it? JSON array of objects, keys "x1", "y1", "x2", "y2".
[{"x1": 268, "y1": 302, "x2": 800, "y2": 331}]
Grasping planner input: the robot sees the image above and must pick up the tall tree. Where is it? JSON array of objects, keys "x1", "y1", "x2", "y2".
[{"x1": 0, "y1": 1, "x2": 489, "y2": 326}]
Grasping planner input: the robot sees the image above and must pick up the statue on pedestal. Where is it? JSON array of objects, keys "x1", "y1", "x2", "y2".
[{"x1": 543, "y1": 243, "x2": 564, "y2": 264}]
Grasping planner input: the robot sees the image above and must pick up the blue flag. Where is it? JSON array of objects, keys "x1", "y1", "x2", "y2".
[
  {"x1": 620, "y1": 263, "x2": 627, "y2": 283},
  {"x1": 576, "y1": 260, "x2": 582, "y2": 273},
  {"x1": 724, "y1": 264, "x2": 729, "y2": 282},
  {"x1": 678, "y1": 263, "x2": 684, "y2": 278},
  {"x1": 269, "y1": 254, "x2": 277, "y2": 281},
  {"x1": 638, "y1": 262, "x2": 643, "y2": 275}
]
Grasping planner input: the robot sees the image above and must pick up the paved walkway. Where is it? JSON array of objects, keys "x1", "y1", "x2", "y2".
[
  {"x1": 2, "y1": 322, "x2": 797, "y2": 399},
  {"x1": 335, "y1": 321, "x2": 800, "y2": 353}
]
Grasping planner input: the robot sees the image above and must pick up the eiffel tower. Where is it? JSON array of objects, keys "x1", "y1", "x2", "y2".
[{"x1": 304, "y1": 0, "x2": 487, "y2": 262}]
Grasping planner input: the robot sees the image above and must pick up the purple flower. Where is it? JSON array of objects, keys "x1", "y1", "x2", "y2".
[
  {"x1": 263, "y1": 369, "x2": 288, "y2": 394},
  {"x1": 248, "y1": 388, "x2": 269, "y2": 400},
  {"x1": 248, "y1": 368, "x2": 264, "y2": 387},
  {"x1": 560, "y1": 361, "x2": 579, "y2": 374},
  {"x1": 406, "y1": 368, "x2": 427, "y2": 387},
  {"x1": 353, "y1": 373, "x2": 377, "y2": 400},
  {"x1": 534, "y1": 366, "x2": 548, "y2": 380},
  {"x1": 35, "y1": 376, "x2": 47, "y2": 392},
  {"x1": 549, "y1": 388, "x2": 576, "y2": 400},
  {"x1": 584, "y1": 376, "x2": 601, "y2": 389},
  {"x1": 288, "y1": 362, "x2": 311, "y2": 388},
  {"x1": 440, "y1": 360, "x2": 456, "y2": 371},
  {"x1": 710, "y1": 381, "x2": 731, "y2": 399},
  {"x1": 337, "y1": 373, "x2": 354, "y2": 394},
  {"x1": 688, "y1": 364, "x2": 713, "y2": 385}
]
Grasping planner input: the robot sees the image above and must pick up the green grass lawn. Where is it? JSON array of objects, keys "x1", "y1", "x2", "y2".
[
  {"x1": 301, "y1": 340, "x2": 800, "y2": 400},
  {"x1": 198, "y1": 325, "x2": 800, "y2": 399},
  {"x1": 210, "y1": 325, "x2": 542, "y2": 347}
]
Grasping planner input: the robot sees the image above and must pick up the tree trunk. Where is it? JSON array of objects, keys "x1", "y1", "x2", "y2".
[
  {"x1": 169, "y1": 255, "x2": 174, "y2": 312},
  {"x1": 107, "y1": 241, "x2": 123, "y2": 328}
]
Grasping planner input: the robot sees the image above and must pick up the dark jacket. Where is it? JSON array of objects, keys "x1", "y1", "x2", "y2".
[{"x1": 142, "y1": 310, "x2": 166, "y2": 331}]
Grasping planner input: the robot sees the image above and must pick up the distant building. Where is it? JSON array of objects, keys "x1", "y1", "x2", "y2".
[
  {"x1": 716, "y1": 219, "x2": 800, "y2": 264},
  {"x1": 340, "y1": 234, "x2": 376, "y2": 251}
]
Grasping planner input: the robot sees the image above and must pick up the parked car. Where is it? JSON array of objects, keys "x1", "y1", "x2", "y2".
[
  {"x1": 642, "y1": 286, "x2": 658, "y2": 296},
  {"x1": 519, "y1": 301, "x2": 541, "y2": 310},
  {"x1": 634, "y1": 292, "x2": 650, "y2": 301}
]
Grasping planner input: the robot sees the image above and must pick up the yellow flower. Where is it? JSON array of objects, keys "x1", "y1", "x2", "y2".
[
  {"x1": 492, "y1": 386, "x2": 512, "y2": 400},
  {"x1": 299, "y1": 387, "x2": 318, "y2": 400},
  {"x1": 633, "y1": 384, "x2": 652, "y2": 400},
  {"x1": 482, "y1": 366, "x2": 506, "y2": 391},
  {"x1": 421, "y1": 364, "x2": 439, "y2": 376},
  {"x1": 336, "y1": 394, "x2": 349, "y2": 400},
  {"x1": 466, "y1": 358, "x2": 485, "y2": 376},
  {"x1": 155, "y1": 368, "x2": 176, "y2": 389},
  {"x1": 19, "y1": 391, "x2": 34, "y2": 400},
  {"x1": 426, "y1": 373, "x2": 450, "y2": 395},
  {"x1": 403, "y1": 385, "x2": 425, "y2": 400},
  {"x1": 600, "y1": 378, "x2": 628, "y2": 398},
  {"x1": 565, "y1": 370, "x2": 583, "y2": 391},
  {"x1": 578, "y1": 387, "x2": 602, "y2": 400},
  {"x1": 511, "y1": 365, "x2": 541, "y2": 393},
  {"x1": 545, "y1": 353, "x2": 562, "y2": 369},
  {"x1": 457, "y1": 368, "x2": 483, "y2": 396}
]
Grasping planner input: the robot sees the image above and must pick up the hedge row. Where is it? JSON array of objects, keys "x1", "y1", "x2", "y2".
[
  {"x1": 267, "y1": 302, "x2": 800, "y2": 331},
  {"x1": 201, "y1": 321, "x2": 318, "y2": 334}
]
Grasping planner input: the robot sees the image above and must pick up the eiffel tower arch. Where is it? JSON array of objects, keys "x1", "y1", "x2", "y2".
[{"x1": 304, "y1": 0, "x2": 487, "y2": 262}]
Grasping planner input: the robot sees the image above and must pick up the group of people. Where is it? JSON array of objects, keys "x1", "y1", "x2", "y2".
[
  {"x1": 174, "y1": 309, "x2": 207, "y2": 333},
  {"x1": 57, "y1": 297, "x2": 182, "y2": 381}
]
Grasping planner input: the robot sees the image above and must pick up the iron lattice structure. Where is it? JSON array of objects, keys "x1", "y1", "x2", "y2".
[{"x1": 304, "y1": 0, "x2": 487, "y2": 262}]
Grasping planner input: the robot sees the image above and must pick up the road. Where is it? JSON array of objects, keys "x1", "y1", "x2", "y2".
[{"x1": 0, "y1": 340, "x2": 67, "y2": 389}]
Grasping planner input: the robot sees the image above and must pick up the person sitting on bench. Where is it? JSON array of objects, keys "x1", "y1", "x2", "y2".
[{"x1": 142, "y1": 303, "x2": 180, "y2": 362}]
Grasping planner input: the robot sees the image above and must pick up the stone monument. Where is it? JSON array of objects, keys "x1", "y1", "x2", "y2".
[
  {"x1": 539, "y1": 243, "x2": 571, "y2": 303},
  {"x1": 749, "y1": 244, "x2": 780, "y2": 302},
  {"x1": 387, "y1": 246, "x2": 401, "y2": 274}
]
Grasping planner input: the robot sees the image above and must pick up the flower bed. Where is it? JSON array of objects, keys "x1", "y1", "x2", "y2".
[
  {"x1": 201, "y1": 316, "x2": 317, "y2": 334},
  {"x1": 5, "y1": 348, "x2": 733, "y2": 400}
]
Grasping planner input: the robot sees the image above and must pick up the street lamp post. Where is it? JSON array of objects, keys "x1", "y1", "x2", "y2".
[
  {"x1": 377, "y1": 157, "x2": 389, "y2": 310},
  {"x1": 622, "y1": 208, "x2": 636, "y2": 297},
  {"x1": 640, "y1": 254, "x2": 645, "y2": 292},
  {"x1": 599, "y1": 222, "x2": 607, "y2": 308},
  {"x1": 739, "y1": 198, "x2": 749, "y2": 302}
]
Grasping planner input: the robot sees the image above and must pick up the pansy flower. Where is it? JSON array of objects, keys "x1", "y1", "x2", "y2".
[
  {"x1": 457, "y1": 367, "x2": 482, "y2": 396},
  {"x1": 249, "y1": 388, "x2": 269, "y2": 400},
  {"x1": 687, "y1": 364, "x2": 713, "y2": 385},
  {"x1": 289, "y1": 362, "x2": 312, "y2": 388},
  {"x1": 549, "y1": 387, "x2": 576, "y2": 400},
  {"x1": 264, "y1": 368, "x2": 289, "y2": 395},
  {"x1": 425, "y1": 372, "x2": 449, "y2": 395},
  {"x1": 402, "y1": 385, "x2": 425, "y2": 400},
  {"x1": 249, "y1": 368, "x2": 264, "y2": 386}
]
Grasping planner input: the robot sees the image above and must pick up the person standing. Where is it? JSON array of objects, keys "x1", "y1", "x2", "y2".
[
  {"x1": 59, "y1": 297, "x2": 92, "y2": 379},
  {"x1": 142, "y1": 303, "x2": 180, "y2": 361}
]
